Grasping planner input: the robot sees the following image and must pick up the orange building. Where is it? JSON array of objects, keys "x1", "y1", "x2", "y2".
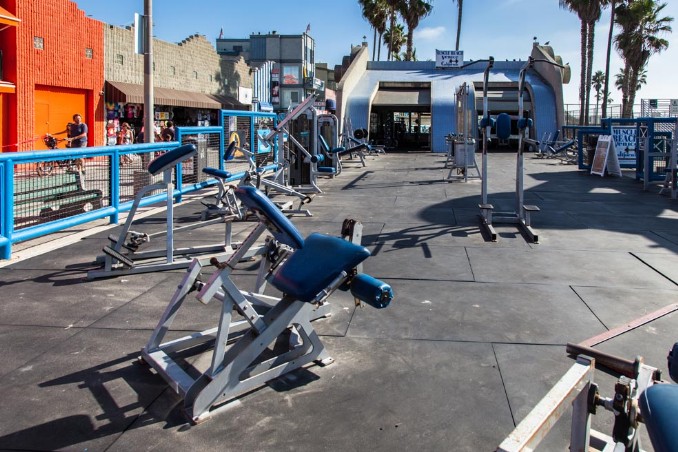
[{"x1": 0, "y1": 0, "x2": 104, "y2": 152}]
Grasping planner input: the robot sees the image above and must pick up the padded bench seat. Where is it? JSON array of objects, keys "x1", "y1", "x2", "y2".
[
  {"x1": 270, "y1": 232, "x2": 370, "y2": 303},
  {"x1": 639, "y1": 384, "x2": 678, "y2": 452},
  {"x1": 202, "y1": 167, "x2": 232, "y2": 180},
  {"x1": 148, "y1": 144, "x2": 197, "y2": 176}
]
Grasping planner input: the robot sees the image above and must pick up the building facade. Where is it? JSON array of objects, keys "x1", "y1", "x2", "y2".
[
  {"x1": 104, "y1": 26, "x2": 251, "y2": 141},
  {"x1": 1, "y1": 0, "x2": 104, "y2": 151},
  {"x1": 217, "y1": 31, "x2": 325, "y2": 112}
]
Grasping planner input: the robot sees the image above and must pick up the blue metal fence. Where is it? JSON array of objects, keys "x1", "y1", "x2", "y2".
[{"x1": 1, "y1": 110, "x2": 279, "y2": 260}]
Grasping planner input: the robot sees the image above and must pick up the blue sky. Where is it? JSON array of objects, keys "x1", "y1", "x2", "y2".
[{"x1": 72, "y1": 0, "x2": 677, "y2": 107}]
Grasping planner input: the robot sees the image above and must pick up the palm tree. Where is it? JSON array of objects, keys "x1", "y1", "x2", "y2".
[
  {"x1": 559, "y1": 0, "x2": 605, "y2": 125},
  {"x1": 453, "y1": 0, "x2": 463, "y2": 51},
  {"x1": 615, "y1": 0, "x2": 673, "y2": 117},
  {"x1": 602, "y1": 0, "x2": 617, "y2": 119},
  {"x1": 359, "y1": 0, "x2": 389, "y2": 61},
  {"x1": 592, "y1": 70, "x2": 605, "y2": 122},
  {"x1": 615, "y1": 67, "x2": 648, "y2": 115},
  {"x1": 397, "y1": 0, "x2": 433, "y2": 61},
  {"x1": 383, "y1": 23, "x2": 406, "y2": 61}
]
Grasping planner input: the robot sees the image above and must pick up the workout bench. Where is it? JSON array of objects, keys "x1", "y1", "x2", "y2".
[
  {"x1": 141, "y1": 185, "x2": 393, "y2": 423},
  {"x1": 89, "y1": 144, "x2": 237, "y2": 279}
]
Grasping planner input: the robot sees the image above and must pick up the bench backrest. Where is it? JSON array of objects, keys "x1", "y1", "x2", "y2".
[
  {"x1": 234, "y1": 186, "x2": 304, "y2": 249},
  {"x1": 14, "y1": 172, "x2": 82, "y2": 203}
]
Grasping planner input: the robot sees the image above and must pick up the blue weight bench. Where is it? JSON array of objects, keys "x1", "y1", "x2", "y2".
[
  {"x1": 89, "y1": 144, "x2": 240, "y2": 279},
  {"x1": 201, "y1": 140, "x2": 314, "y2": 219},
  {"x1": 142, "y1": 185, "x2": 393, "y2": 423}
]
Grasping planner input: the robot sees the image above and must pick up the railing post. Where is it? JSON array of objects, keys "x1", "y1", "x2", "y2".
[
  {"x1": 0, "y1": 160, "x2": 13, "y2": 259},
  {"x1": 110, "y1": 149, "x2": 120, "y2": 224}
]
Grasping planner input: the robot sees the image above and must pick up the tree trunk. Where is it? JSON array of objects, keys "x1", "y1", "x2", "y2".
[
  {"x1": 578, "y1": 21, "x2": 588, "y2": 125},
  {"x1": 372, "y1": 28, "x2": 377, "y2": 61},
  {"x1": 585, "y1": 21, "x2": 595, "y2": 125},
  {"x1": 455, "y1": 0, "x2": 463, "y2": 51},
  {"x1": 626, "y1": 67, "x2": 639, "y2": 118},
  {"x1": 378, "y1": 32, "x2": 383, "y2": 61},
  {"x1": 388, "y1": 6, "x2": 395, "y2": 61},
  {"x1": 406, "y1": 29, "x2": 414, "y2": 61},
  {"x1": 620, "y1": 65, "x2": 631, "y2": 118},
  {"x1": 602, "y1": 0, "x2": 616, "y2": 119}
]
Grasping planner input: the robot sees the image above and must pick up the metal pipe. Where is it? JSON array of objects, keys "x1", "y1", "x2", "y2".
[
  {"x1": 566, "y1": 342, "x2": 641, "y2": 379},
  {"x1": 144, "y1": 0, "x2": 154, "y2": 144}
]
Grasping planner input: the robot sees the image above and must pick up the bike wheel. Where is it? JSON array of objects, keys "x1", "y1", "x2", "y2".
[{"x1": 37, "y1": 163, "x2": 54, "y2": 177}]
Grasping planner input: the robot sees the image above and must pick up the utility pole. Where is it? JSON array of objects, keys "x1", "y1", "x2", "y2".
[{"x1": 144, "y1": 0, "x2": 154, "y2": 142}]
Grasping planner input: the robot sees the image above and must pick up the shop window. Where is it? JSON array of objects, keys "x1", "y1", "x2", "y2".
[
  {"x1": 193, "y1": 71, "x2": 198, "y2": 79},
  {"x1": 170, "y1": 66, "x2": 176, "y2": 75},
  {"x1": 153, "y1": 62, "x2": 156, "y2": 71},
  {"x1": 116, "y1": 54, "x2": 124, "y2": 65},
  {"x1": 209, "y1": 74, "x2": 213, "y2": 82},
  {"x1": 33, "y1": 37, "x2": 44, "y2": 50},
  {"x1": 85, "y1": 48, "x2": 93, "y2": 59},
  {"x1": 282, "y1": 65, "x2": 300, "y2": 85}
]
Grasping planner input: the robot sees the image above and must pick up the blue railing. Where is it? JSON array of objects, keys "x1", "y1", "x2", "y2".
[{"x1": 1, "y1": 111, "x2": 279, "y2": 260}]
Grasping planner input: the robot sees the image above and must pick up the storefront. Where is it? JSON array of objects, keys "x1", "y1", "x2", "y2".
[{"x1": 104, "y1": 81, "x2": 244, "y2": 143}]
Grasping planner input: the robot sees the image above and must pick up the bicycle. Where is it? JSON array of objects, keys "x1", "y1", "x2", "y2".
[{"x1": 36, "y1": 134, "x2": 84, "y2": 177}]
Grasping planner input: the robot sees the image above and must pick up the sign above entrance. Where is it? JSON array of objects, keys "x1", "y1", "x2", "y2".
[{"x1": 436, "y1": 50, "x2": 463, "y2": 68}]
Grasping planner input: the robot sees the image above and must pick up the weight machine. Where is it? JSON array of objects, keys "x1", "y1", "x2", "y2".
[
  {"x1": 201, "y1": 140, "x2": 314, "y2": 220},
  {"x1": 478, "y1": 56, "x2": 564, "y2": 243},
  {"x1": 446, "y1": 82, "x2": 480, "y2": 182},
  {"x1": 497, "y1": 342, "x2": 678, "y2": 452},
  {"x1": 141, "y1": 186, "x2": 393, "y2": 423},
  {"x1": 262, "y1": 95, "x2": 334, "y2": 193},
  {"x1": 88, "y1": 144, "x2": 238, "y2": 279}
]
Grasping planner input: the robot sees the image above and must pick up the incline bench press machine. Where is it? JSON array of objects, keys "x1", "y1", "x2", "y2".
[
  {"x1": 89, "y1": 144, "x2": 238, "y2": 279},
  {"x1": 141, "y1": 185, "x2": 393, "y2": 423}
]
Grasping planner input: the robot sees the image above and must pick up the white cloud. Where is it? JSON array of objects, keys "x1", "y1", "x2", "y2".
[{"x1": 415, "y1": 26, "x2": 446, "y2": 41}]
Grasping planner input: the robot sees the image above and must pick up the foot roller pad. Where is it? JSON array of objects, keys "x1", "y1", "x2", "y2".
[{"x1": 350, "y1": 273, "x2": 393, "y2": 309}]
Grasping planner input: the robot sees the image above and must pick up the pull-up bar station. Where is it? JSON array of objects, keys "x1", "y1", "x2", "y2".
[{"x1": 477, "y1": 56, "x2": 565, "y2": 243}]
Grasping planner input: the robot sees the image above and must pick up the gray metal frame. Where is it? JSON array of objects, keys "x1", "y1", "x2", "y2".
[
  {"x1": 446, "y1": 82, "x2": 480, "y2": 182},
  {"x1": 88, "y1": 149, "x2": 236, "y2": 279},
  {"x1": 498, "y1": 351, "x2": 659, "y2": 451}
]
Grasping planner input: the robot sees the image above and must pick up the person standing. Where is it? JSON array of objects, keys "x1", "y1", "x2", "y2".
[
  {"x1": 67, "y1": 113, "x2": 88, "y2": 148},
  {"x1": 162, "y1": 120, "x2": 176, "y2": 141}
]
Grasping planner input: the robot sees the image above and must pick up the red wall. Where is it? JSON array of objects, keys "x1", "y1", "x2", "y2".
[{"x1": 5, "y1": 0, "x2": 104, "y2": 151}]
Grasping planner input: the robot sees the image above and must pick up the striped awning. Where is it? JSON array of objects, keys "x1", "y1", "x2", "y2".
[
  {"x1": 372, "y1": 88, "x2": 431, "y2": 107},
  {"x1": 105, "y1": 81, "x2": 244, "y2": 110}
]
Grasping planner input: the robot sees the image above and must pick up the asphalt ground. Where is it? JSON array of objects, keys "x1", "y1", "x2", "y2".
[{"x1": 0, "y1": 150, "x2": 676, "y2": 451}]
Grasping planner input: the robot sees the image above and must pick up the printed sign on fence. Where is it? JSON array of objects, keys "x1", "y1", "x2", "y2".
[{"x1": 611, "y1": 126, "x2": 636, "y2": 167}]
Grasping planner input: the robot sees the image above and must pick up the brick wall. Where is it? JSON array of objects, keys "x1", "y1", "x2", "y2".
[
  {"x1": 105, "y1": 26, "x2": 252, "y2": 99},
  {"x1": 12, "y1": 0, "x2": 104, "y2": 150}
]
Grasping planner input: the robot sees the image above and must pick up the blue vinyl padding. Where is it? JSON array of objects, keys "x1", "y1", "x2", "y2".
[
  {"x1": 311, "y1": 154, "x2": 325, "y2": 164},
  {"x1": 479, "y1": 116, "x2": 496, "y2": 129},
  {"x1": 224, "y1": 141, "x2": 237, "y2": 161},
  {"x1": 234, "y1": 186, "x2": 304, "y2": 249},
  {"x1": 318, "y1": 135, "x2": 331, "y2": 152},
  {"x1": 517, "y1": 118, "x2": 533, "y2": 130},
  {"x1": 271, "y1": 233, "x2": 371, "y2": 303},
  {"x1": 496, "y1": 113, "x2": 511, "y2": 140},
  {"x1": 350, "y1": 273, "x2": 393, "y2": 309},
  {"x1": 202, "y1": 167, "x2": 232, "y2": 179},
  {"x1": 148, "y1": 144, "x2": 197, "y2": 175},
  {"x1": 639, "y1": 384, "x2": 678, "y2": 452},
  {"x1": 317, "y1": 167, "x2": 336, "y2": 174}
]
